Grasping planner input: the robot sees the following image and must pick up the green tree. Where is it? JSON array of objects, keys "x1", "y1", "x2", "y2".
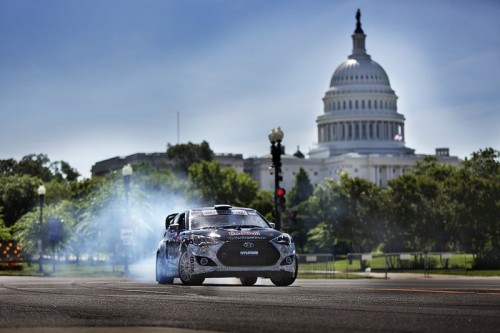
[
  {"x1": 0, "y1": 158, "x2": 16, "y2": 175},
  {"x1": 188, "y1": 160, "x2": 258, "y2": 207},
  {"x1": 0, "y1": 174, "x2": 40, "y2": 227},
  {"x1": 287, "y1": 167, "x2": 314, "y2": 208},
  {"x1": 336, "y1": 174, "x2": 383, "y2": 254},
  {"x1": 166, "y1": 141, "x2": 215, "y2": 176},
  {"x1": 449, "y1": 148, "x2": 500, "y2": 268},
  {"x1": 14, "y1": 154, "x2": 53, "y2": 181},
  {"x1": 386, "y1": 156, "x2": 458, "y2": 253},
  {"x1": 303, "y1": 178, "x2": 342, "y2": 253},
  {"x1": 285, "y1": 168, "x2": 314, "y2": 251},
  {"x1": 0, "y1": 207, "x2": 11, "y2": 240},
  {"x1": 249, "y1": 189, "x2": 274, "y2": 221}
]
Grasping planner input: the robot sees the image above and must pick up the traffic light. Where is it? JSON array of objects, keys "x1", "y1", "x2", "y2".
[{"x1": 276, "y1": 187, "x2": 286, "y2": 212}]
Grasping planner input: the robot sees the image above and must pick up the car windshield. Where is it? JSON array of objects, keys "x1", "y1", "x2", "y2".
[{"x1": 189, "y1": 209, "x2": 270, "y2": 230}]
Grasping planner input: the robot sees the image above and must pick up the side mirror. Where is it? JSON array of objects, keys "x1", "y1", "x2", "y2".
[
  {"x1": 168, "y1": 224, "x2": 179, "y2": 233},
  {"x1": 269, "y1": 222, "x2": 276, "y2": 229},
  {"x1": 165, "y1": 213, "x2": 178, "y2": 230}
]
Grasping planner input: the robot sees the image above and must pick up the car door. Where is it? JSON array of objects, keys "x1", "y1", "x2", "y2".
[
  {"x1": 158, "y1": 213, "x2": 178, "y2": 259},
  {"x1": 166, "y1": 211, "x2": 187, "y2": 263}
]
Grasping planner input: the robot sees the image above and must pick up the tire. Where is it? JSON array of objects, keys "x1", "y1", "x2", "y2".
[
  {"x1": 156, "y1": 254, "x2": 174, "y2": 284},
  {"x1": 178, "y1": 251, "x2": 205, "y2": 286},
  {"x1": 240, "y1": 277, "x2": 258, "y2": 286},
  {"x1": 270, "y1": 256, "x2": 298, "y2": 287}
]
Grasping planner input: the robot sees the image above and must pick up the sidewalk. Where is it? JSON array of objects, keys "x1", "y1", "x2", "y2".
[{"x1": 347, "y1": 271, "x2": 500, "y2": 280}]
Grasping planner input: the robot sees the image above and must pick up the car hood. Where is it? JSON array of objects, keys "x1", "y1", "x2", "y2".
[{"x1": 192, "y1": 228, "x2": 282, "y2": 242}]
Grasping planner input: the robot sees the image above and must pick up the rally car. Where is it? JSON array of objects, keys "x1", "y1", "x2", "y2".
[{"x1": 156, "y1": 205, "x2": 298, "y2": 286}]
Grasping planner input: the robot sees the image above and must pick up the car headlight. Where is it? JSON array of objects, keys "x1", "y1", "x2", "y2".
[
  {"x1": 191, "y1": 234, "x2": 220, "y2": 246},
  {"x1": 272, "y1": 233, "x2": 293, "y2": 245}
]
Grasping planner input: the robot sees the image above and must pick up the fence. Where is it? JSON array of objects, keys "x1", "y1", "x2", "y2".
[
  {"x1": 297, "y1": 252, "x2": 470, "y2": 278},
  {"x1": 297, "y1": 253, "x2": 335, "y2": 278}
]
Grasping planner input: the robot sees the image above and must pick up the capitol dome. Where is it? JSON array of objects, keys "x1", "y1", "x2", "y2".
[
  {"x1": 310, "y1": 9, "x2": 414, "y2": 158},
  {"x1": 330, "y1": 58, "x2": 390, "y2": 87}
]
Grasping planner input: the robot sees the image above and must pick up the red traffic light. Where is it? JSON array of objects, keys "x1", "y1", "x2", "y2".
[{"x1": 276, "y1": 188, "x2": 286, "y2": 196}]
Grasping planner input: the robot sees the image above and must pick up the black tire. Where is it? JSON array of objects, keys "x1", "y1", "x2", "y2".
[
  {"x1": 156, "y1": 254, "x2": 174, "y2": 284},
  {"x1": 240, "y1": 277, "x2": 258, "y2": 286},
  {"x1": 270, "y1": 256, "x2": 298, "y2": 287},
  {"x1": 178, "y1": 251, "x2": 205, "y2": 286}
]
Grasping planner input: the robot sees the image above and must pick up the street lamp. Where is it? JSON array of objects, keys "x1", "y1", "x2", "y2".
[
  {"x1": 37, "y1": 185, "x2": 46, "y2": 274},
  {"x1": 121, "y1": 164, "x2": 133, "y2": 275},
  {"x1": 269, "y1": 127, "x2": 284, "y2": 230}
]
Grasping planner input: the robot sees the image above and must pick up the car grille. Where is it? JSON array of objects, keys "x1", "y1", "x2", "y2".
[{"x1": 217, "y1": 241, "x2": 280, "y2": 267}]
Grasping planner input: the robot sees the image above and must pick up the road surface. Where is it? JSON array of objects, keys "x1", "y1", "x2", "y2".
[{"x1": 1, "y1": 275, "x2": 500, "y2": 332}]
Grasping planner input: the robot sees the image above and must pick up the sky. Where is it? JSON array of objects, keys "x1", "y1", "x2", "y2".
[{"x1": 1, "y1": 0, "x2": 499, "y2": 179}]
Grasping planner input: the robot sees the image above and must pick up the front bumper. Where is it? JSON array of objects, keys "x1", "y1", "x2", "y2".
[{"x1": 185, "y1": 241, "x2": 297, "y2": 278}]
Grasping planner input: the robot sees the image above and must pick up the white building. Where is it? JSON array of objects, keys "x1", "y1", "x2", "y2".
[{"x1": 250, "y1": 10, "x2": 460, "y2": 191}]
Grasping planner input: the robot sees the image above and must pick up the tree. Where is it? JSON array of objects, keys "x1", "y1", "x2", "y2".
[
  {"x1": 336, "y1": 174, "x2": 383, "y2": 254},
  {"x1": 188, "y1": 160, "x2": 258, "y2": 207},
  {"x1": 249, "y1": 189, "x2": 274, "y2": 221},
  {"x1": 14, "y1": 154, "x2": 53, "y2": 181},
  {"x1": 0, "y1": 207, "x2": 11, "y2": 240},
  {"x1": 283, "y1": 168, "x2": 315, "y2": 250},
  {"x1": 166, "y1": 141, "x2": 215, "y2": 176},
  {"x1": 386, "y1": 157, "x2": 458, "y2": 253},
  {"x1": 450, "y1": 148, "x2": 500, "y2": 268},
  {"x1": 0, "y1": 154, "x2": 80, "y2": 181},
  {"x1": 303, "y1": 178, "x2": 343, "y2": 253},
  {"x1": 287, "y1": 167, "x2": 314, "y2": 208},
  {"x1": 0, "y1": 174, "x2": 40, "y2": 227}
]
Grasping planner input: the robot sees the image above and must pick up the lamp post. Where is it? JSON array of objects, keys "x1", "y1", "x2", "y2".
[
  {"x1": 37, "y1": 185, "x2": 46, "y2": 274},
  {"x1": 121, "y1": 164, "x2": 133, "y2": 275},
  {"x1": 269, "y1": 127, "x2": 284, "y2": 230}
]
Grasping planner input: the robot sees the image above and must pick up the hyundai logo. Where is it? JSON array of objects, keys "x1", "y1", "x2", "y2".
[{"x1": 242, "y1": 242, "x2": 255, "y2": 248}]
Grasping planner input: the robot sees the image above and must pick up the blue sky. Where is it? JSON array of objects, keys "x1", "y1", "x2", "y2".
[{"x1": 1, "y1": 0, "x2": 499, "y2": 178}]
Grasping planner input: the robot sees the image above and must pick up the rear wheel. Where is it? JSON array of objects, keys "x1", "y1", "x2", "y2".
[
  {"x1": 240, "y1": 277, "x2": 258, "y2": 286},
  {"x1": 178, "y1": 251, "x2": 205, "y2": 286},
  {"x1": 156, "y1": 254, "x2": 174, "y2": 284}
]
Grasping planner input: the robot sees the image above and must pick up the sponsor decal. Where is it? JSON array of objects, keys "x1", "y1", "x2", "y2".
[
  {"x1": 228, "y1": 231, "x2": 261, "y2": 236},
  {"x1": 202, "y1": 210, "x2": 218, "y2": 216},
  {"x1": 240, "y1": 250, "x2": 259, "y2": 256},
  {"x1": 227, "y1": 236, "x2": 267, "y2": 241},
  {"x1": 201, "y1": 209, "x2": 248, "y2": 216}
]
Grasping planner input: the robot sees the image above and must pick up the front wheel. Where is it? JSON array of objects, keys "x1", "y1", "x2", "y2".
[
  {"x1": 240, "y1": 277, "x2": 258, "y2": 286},
  {"x1": 178, "y1": 251, "x2": 205, "y2": 286},
  {"x1": 270, "y1": 256, "x2": 298, "y2": 286},
  {"x1": 156, "y1": 254, "x2": 174, "y2": 284}
]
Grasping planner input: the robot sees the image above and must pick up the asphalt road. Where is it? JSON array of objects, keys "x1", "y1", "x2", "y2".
[{"x1": 1, "y1": 275, "x2": 500, "y2": 332}]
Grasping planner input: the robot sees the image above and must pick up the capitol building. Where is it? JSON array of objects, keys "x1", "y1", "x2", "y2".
[
  {"x1": 247, "y1": 10, "x2": 460, "y2": 191},
  {"x1": 92, "y1": 10, "x2": 460, "y2": 190}
]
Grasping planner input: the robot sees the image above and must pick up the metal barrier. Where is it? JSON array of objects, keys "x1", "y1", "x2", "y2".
[
  {"x1": 297, "y1": 253, "x2": 335, "y2": 278},
  {"x1": 346, "y1": 252, "x2": 469, "y2": 278},
  {"x1": 296, "y1": 252, "x2": 469, "y2": 279}
]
